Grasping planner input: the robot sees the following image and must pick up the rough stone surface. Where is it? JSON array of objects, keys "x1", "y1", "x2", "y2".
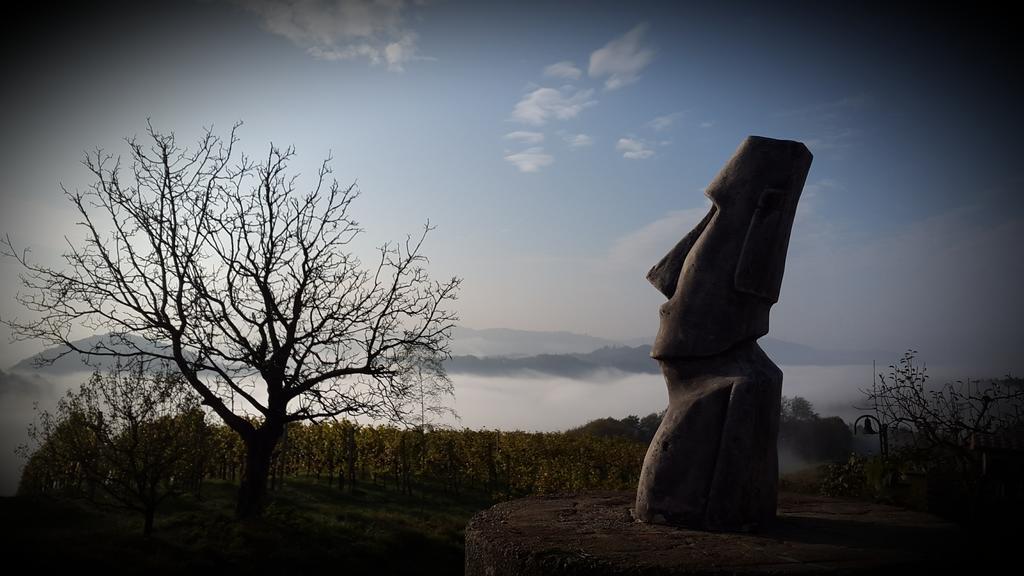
[
  {"x1": 637, "y1": 136, "x2": 811, "y2": 530},
  {"x1": 647, "y1": 136, "x2": 812, "y2": 360},
  {"x1": 465, "y1": 491, "x2": 965, "y2": 576},
  {"x1": 636, "y1": 342, "x2": 781, "y2": 531}
]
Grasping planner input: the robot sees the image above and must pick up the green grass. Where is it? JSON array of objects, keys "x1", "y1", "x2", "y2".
[{"x1": 0, "y1": 478, "x2": 494, "y2": 574}]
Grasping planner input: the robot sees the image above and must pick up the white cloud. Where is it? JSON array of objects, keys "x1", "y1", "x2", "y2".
[
  {"x1": 803, "y1": 127, "x2": 860, "y2": 152},
  {"x1": 543, "y1": 61, "x2": 582, "y2": 80},
  {"x1": 511, "y1": 87, "x2": 596, "y2": 126},
  {"x1": 383, "y1": 31, "x2": 421, "y2": 72},
  {"x1": 234, "y1": 0, "x2": 429, "y2": 71},
  {"x1": 648, "y1": 112, "x2": 683, "y2": 131},
  {"x1": 504, "y1": 131, "x2": 545, "y2": 145},
  {"x1": 309, "y1": 43, "x2": 379, "y2": 63},
  {"x1": 617, "y1": 137, "x2": 654, "y2": 160},
  {"x1": 699, "y1": 120, "x2": 715, "y2": 129},
  {"x1": 564, "y1": 133, "x2": 593, "y2": 149},
  {"x1": 588, "y1": 24, "x2": 655, "y2": 90},
  {"x1": 504, "y1": 147, "x2": 554, "y2": 173}
]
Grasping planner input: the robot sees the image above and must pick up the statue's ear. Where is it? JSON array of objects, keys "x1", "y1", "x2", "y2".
[
  {"x1": 734, "y1": 188, "x2": 798, "y2": 302},
  {"x1": 647, "y1": 206, "x2": 716, "y2": 299}
]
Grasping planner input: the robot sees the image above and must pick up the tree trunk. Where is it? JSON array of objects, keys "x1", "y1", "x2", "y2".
[
  {"x1": 143, "y1": 507, "x2": 155, "y2": 537},
  {"x1": 346, "y1": 427, "x2": 357, "y2": 491},
  {"x1": 236, "y1": 424, "x2": 283, "y2": 518}
]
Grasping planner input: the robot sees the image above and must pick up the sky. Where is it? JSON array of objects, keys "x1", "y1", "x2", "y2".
[{"x1": 1, "y1": 0, "x2": 1023, "y2": 375}]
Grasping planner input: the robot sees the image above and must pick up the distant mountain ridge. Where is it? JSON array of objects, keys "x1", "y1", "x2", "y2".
[
  {"x1": 445, "y1": 337, "x2": 892, "y2": 379},
  {"x1": 447, "y1": 345, "x2": 660, "y2": 379},
  {"x1": 450, "y1": 327, "x2": 619, "y2": 357},
  {"x1": 8, "y1": 334, "x2": 171, "y2": 375},
  {"x1": 8, "y1": 328, "x2": 892, "y2": 378}
]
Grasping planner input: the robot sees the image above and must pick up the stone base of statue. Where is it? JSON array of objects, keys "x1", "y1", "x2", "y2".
[
  {"x1": 635, "y1": 341, "x2": 781, "y2": 531},
  {"x1": 464, "y1": 491, "x2": 966, "y2": 576}
]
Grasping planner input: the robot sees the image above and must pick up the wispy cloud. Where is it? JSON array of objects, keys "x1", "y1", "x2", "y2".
[
  {"x1": 699, "y1": 120, "x2": 715, "y2": 128},
  {"x1": 504, "y1": 131, "x2": 545, "y2": 145},
  {"x1": 796, "y1": 178, "x2": 843, "y2": 221},
  {"x1": 589, "y1": 24, "x2": 655, "y2": 90},
  {"x1": 647, "y1": 112, "x2": 683, "y2": 131},
  {"x1": 504, "y1": 147, "x2": 554, "y2": 173},
  {"x1": 511, "y1": 86, "x2": 596, "y2": 126},
  {"x1": 774, "y1": 93, "x2": 872, "y2": 120},
  {"x1": 774, "y1": 93, "x2": 871, "y2": 154},
  {"x1": 564, "y1": 133, "x2": 593, "y2": 149},
  {"x1": 543, "y1": 61, "x2": 582, "y2": 80},
  {"x1": 607, "y1": 203, "x2": 711, "y2": 268},
  {"x1": 803, "y1": 128, "x2": 860, "y2": 152},
  {"x1": 617, "y1": 137, "x2": 654, "y2": 160},
  {"x1": 233, "y1": 0, "x2": 430, "y2": 71}
]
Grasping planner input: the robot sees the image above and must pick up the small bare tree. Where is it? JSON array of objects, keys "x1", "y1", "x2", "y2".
[
  {"x1": 862, "y1": 350, "x2": 1024, "y2": 465},
  {"x1": 400, "y1": 346, "x2": 457, "y2": 430},
  {"x1": 20, "y1": 362, "x2": 205, "y2": 536},
  {"x1": 3, "y1": 122, "x2": 460, "y2": 517}
]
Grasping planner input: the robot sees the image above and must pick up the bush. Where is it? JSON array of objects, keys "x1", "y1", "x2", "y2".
[
  {"x1": 820, "y1": 455, "x2": 867, "y2": 497},
  {"x1": 19, "y1": 363, "x2": 206, "y2": 535}
]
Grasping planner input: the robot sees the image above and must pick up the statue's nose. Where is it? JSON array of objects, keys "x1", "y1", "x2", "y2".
[{"x1": 646, "y1": 204, "x2": 717, "y2": 300}]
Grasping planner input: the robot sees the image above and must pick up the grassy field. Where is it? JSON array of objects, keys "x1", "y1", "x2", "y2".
[
  {"x1": 0, "y1": 472, "x2": 828, "y2": 575},
  {"x1": 0, "y1": 478, "x2": 494, "y2": 574},
  {"x1": 12, "y1": 464, "x2": 991, "y2": 574}
]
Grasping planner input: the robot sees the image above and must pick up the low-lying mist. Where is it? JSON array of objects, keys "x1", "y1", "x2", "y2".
[
  {"x1": 0, "y1": 362, "x2": 991, "y2": 496},
  {"x1": 448, "y1": 364, "x2": 877, "y2": 432},
  {"x1": 0, "y1": 371, "x2": 81, "y2": 495}
]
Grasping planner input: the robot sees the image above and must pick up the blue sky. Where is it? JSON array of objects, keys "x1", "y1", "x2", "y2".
[{"x1": 1, "y1": 0, "x2": 1022, "y2": 373}]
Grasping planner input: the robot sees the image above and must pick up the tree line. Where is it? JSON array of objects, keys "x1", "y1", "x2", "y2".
[
  {"x1": 565, "y1": 398, "x2": 853, "y2": 464},
  {"x1": 22, "y1": 413, "x2": 648, "y2": 501},
  {"x1": 18, "y1": 368, "x2": 646, "y2": 535}
]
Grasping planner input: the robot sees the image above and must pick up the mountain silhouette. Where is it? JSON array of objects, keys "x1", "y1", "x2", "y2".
[
  {"x1": 9, "y1": 329, "x2": 892, "y2": 380},
  {"x1": 8, "y1": 334, "x2": 173, "y2": 375}
]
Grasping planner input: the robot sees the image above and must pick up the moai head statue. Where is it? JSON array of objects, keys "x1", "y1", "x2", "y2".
[{"x1": 648, "y1": 136, "x2": 812, "y2": 359}]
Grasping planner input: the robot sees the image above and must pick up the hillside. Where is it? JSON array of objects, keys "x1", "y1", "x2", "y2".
[{"x1": 8, "y1": 329, "x2": 893, "y2": 380}]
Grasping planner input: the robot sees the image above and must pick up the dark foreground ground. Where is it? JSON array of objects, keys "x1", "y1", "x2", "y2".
[
  {"x1": 0, "y1": 478, "x2": 492, "y2": 575},
  {"x1": 1, "y1": 472, "x2": 1017, "y2": 575},
  {"x1": 466, "y1": 491, "x2": 995, "y2": 575}
]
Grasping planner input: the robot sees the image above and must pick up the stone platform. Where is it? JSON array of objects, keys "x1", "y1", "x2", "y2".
[{"x1": 465, "y1": 492, "x2": 969, "y2": 575}]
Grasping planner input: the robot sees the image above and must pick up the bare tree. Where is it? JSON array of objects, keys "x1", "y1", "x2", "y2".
[
  {"x1": 3, "y1": 122, "x2": 461, "y2": 517},
  {"x1": 402, "y1": 346, "x2": 457, "y2": 430},
  {"x1": 862, "y1": 350, "x2": 1024, "y2": 465}
]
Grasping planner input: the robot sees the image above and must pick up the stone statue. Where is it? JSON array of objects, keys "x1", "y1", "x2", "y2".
[{"x1": 634, "y1": 136, "x2": 812, "y2": 531}]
